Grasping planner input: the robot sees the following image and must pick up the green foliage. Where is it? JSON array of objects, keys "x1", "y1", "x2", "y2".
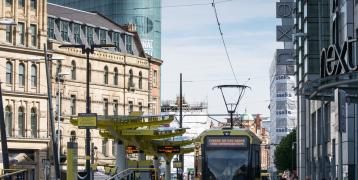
[{"x1": 274, "y1": 129, "x2": 296, "y2": 171}]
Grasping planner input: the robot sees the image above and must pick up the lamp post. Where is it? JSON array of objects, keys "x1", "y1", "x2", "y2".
[
  {"x1": 56, "y1": 72, "x2": 69, "y2": 164},
  {"x1": 59, "y1": 44, "x2": 115, "y2": 180}
]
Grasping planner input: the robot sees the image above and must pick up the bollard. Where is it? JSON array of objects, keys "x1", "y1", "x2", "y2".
[{"x1": 67, "y1": 142, "x2": 78, "y2": 180}]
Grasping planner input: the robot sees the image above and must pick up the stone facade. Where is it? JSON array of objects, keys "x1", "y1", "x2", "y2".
[{"x1": 0, "y1": 0, "x2": 162, "y2": 178}]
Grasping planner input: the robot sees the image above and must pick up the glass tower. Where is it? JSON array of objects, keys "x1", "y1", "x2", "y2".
[{"x1": 48, "y1": 0, "x2": 162, "y2": 59}]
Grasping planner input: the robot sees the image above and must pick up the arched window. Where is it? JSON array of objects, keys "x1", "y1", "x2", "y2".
[
  {"x1": 31, "y1": 108, "x2": 37, "y2": 138},
  {"x1": 5, "y1": 106, "x2": 12, "y2": 137},
  {"x1": 104, "y1": 66, "x2": 108, "y2": 84},
  {"x1": 19, "y1": 63, "x2": 25, "y2": 86},
  {"x1": 88, "y1": 63, "x2": 92, "y2": 82},
  {"x1": 31, "y1": 64, "x2": 37, "y2": 87},
  {"x1": 18, "y1": 107, "x2": 25, "y2": 137},
  {"x1": 114, "y1": 68, "x2": 118, "y2": 85},
  {"x1": 138, "y1": 71, "x2": 142, "y2": 89},
  {"x1": 71, "y1": 60, "x2": 76, "y2": 80},
  {"x1": 6, "y1": 61, "x2": 13, "y2": 84},
  {"x1": 70, "y1": 130, "x2": 76, "y2": 142},
  {"x1": 128, "y1": 69, "x2": 133, "y2": 87}
]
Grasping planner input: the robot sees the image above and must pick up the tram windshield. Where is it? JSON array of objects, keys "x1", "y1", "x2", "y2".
[{"x1": 206, "y1": 149, "x2": 249, "y2": 180}]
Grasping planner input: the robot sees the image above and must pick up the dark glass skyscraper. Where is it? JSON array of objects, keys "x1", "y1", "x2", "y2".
[{"x1": 49, "y1": 0, "x2": 162, "y2": 59}]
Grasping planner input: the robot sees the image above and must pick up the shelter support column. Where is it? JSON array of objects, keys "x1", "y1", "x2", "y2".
[{"x1": 116, "y1": 140, "x2": 126, "y2": 172}]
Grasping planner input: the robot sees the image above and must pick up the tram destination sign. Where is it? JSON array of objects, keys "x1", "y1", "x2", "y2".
[
  {"x1": 206, "y1": 136, "x2": 248, "y2": 148},
  {"x1": 157, "y1": 146, "x2": 180, "y2": 154}
]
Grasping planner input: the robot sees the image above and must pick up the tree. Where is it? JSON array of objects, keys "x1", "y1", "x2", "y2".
[{"x1": 274, "y1": 129, "x2": 296, "y2": 172}]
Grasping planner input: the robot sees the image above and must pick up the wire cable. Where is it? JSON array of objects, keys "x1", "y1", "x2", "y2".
[{"x1": 211, "y1": 0, "x2": 239, "y2": 84}]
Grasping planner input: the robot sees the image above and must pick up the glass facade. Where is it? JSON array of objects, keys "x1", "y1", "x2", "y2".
[{"x1": 48, "y1": 0, "x2": 162, "y2": 59}]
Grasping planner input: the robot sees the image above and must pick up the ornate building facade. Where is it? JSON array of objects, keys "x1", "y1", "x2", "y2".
[{"x1": 0, "y1": 0, "x2": 162, "y2": 178}]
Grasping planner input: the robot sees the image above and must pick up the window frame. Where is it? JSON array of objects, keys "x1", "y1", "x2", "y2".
[
  {"x1": 61, "y1": 21, "x2": 69, "y2": 42},
  {"x1": 30, "y1": 108, "x2": 37, "y2": 138},
  {"x1": 114, "y1": 68, "x2": 118, "y2": 85},
  {"x1": 18, "y1": 0, "x2": 24, "y2": 7},
  {"x1": 48, "y1": 18, "x2": 55, "y2": 39},
  {"x1": 30, "y1": 0, "x2": 36, "y2": 9},
  {"x1": 6, "y1": 61, "x2": 13, "y2": 84},
  {"x1": 87, "y1": 27, "x2": 94, "y2": 46},
  {"x1": 71, "y1": 60, "x2": 76, "y2": 80},
  {"x1": 5, "y1": 106, "x2": 13, "y2": 137},
  {"x1": 30, "y1": 24, "x2": 37, "y2": 46},
  {"x1": 74, "y1": 24, "x2": 81, "y2": 44},
  {"x1": 100, "y1": 29, "x2": 106, "y2": 44},
  {"x1": 19, "y1": 63, "x2": 25, "y2": 86},
  {"x1": 104, "y1": 66, "x2": 109, "y2": 84},
  {"x1": 6, "y1": 25, "x2": 12, "y2": 43},
  {"x1": 18, "y1": 106, "x2": 25, "y2": 137},
  {"x1": 18, "y1": 22, "x2": 25, "y2": 45},
  {"x1": 138, "y1": 71, "x2": 142, "y2": 89},
  {"x1": 31, "y1": 64, "x2": 37, "y2": 87},
  {"x1": 70, "y1": 95, "x2": 76, "y2": 115},
  {"x1": 103, "y1": 98, "x2": 109, "y2": 116}
]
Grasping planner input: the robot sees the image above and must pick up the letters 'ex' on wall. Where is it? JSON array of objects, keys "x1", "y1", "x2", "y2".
[{"x1": 320, "y1": 38, "x2": 358, "y2": 78}]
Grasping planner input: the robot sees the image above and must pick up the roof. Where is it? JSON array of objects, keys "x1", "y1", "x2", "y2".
[{"x1": 48, "y1": 3, "x2": 125, "y2": 31}]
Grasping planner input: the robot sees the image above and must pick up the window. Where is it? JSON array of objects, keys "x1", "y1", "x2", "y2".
[
  {"x1": 138, "y1": 102, "x2": 143, "y2": 112},
  {"x1": 71, "y1": 61, "x2": 76, "y2": 80},
  {"x1": 102, "y1": 139, "x2": 108, "y2": 156},
  {"x1": 48, "y1": 18, "x2": 55, "y2": 39},
  {"x1": 18, "y1": 22, "x2": 25, "y2": 45},
  {"x1": 56, "y1": 61, "x2": 62, "y2": 77},
  {"x1": 30, "y1": 25, "x2": 37, "y2": 46},
  {"x1": 19, "y1": 63, "x2": 25, "y2": 86},
  {"x1": 61, "y1": 21, "x2": 69, "y2": 42},
  {"x1": 70, "y1": 130, "x2": 76, "y2": 142},
  {"x1": 18, "y1": 0, "x2": 24, "y2": 7},
  {"x1": 88, "y1": 63, "x2": 92, "y2": 82},
  {"x1": 70, "y1": 95, "x2": 76, "y2": 115},
  {"x1": 138, "y1": 71, "x2": 142, "y2": 89},
  {"x1": 30, "y1": 0, "x2": 36, "y2": 9},
  {"x1": 113, "y1": 32, "x2": 120, "y2": 51},
  {"x1": 128, "y1": 101, "x2": 133, "y2": 113},
  {"x1": 6, "y1": 25, "x2": 12, "y2": 43},
  {"x1": 6, "y1": 61, "x2": 13, "y2": 84},
  {"x1": 114, "y1": 68, "x2": 118, "y2": 85},
  {"x1": 100, "y1": 29, "x2": 106, "y2": 44},
  {"x1": 18, "y1": 107, "x2": 25, "y2": 137},
  {"x1": 153, "y1": 70, "x2": 158, "y2": 86},
  {"x1": 104, "y1": 66, "x2": 108, "y2": 84},
  {"x1": 103, "y1": 98, "x2": 108, "y2": 116},
  {"x1": 74, "y1": 24, "x2": 81, "y2": 44},
  {"x1": 128, "y1": 69, "x2": 134, "y2": 87},
  {"x1": 31, "y1": 108, "x2": 37, "y2": 138},
  {"x1": 125, "y1": 35, "x2": 133, "y2": 54},
  {"x1": 113, "y1": 100, "x2": 118, "y2": 115},
  {"x1": 5, "y1": 106, "x2": 12, "y2": 137},
  {"x1": 87, "y1": 27, "x2": 94, "y2": 46},
  {"x1": 6, "y1": 0, "x2": 12, "y2": 6},
  {"x1": 31, "y1": 64, "x2": 37, "y2": 87}
]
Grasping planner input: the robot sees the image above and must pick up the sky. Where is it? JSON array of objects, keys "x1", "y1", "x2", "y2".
[{"x1": 161, "y1": 0, "x2": 281, "y2": 118}]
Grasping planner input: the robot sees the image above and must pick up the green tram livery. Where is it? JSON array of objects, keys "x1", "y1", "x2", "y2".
[{"x1": 194, "y1": 128, "x2": 262, "y2": 180}]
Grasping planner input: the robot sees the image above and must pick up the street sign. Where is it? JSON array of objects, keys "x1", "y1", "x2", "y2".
[
  {"x1": 157, "y1": 146, "x2": 180, "y2": 154},
  {"x1": 77, "y1": 113, "x2": 97, "y2": 129}
]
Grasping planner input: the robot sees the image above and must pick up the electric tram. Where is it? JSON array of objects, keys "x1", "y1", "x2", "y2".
[{"x1": 194, "y1": 128, "x2": 261, "y2": 180}]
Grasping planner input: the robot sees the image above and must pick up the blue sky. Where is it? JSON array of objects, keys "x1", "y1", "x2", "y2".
[{"x1": 161, "y1": 0, "x2": 281, "y2": 118}]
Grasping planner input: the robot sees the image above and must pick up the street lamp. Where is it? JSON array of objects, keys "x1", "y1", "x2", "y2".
[
  {"x1": 56, "y1": 72, "x2": 69, "y2": 164},
  {"x1": 29, "y1": 50, "x2": 65, "y2": 180},
  {"x1": 59, "y1": 44, "x2": 115, "y2": 180}
]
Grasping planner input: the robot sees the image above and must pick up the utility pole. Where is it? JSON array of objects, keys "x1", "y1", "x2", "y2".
[
  {"x1": 179, "y1": 73, "x2": 184, "y2": 180},
  {"x1": 44, "y1": 44, "x2": 61, "y2": 179},
  {"x1": 0, "y1": 82, "x2": 10, "y2": 179}
]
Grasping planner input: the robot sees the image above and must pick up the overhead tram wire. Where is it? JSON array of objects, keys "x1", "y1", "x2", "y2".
[
  {"x1": 50, "y1": 0, "x2": 236, "y2": 16},
  {"x1": 211, "y1": 0, "x2": 239, "y2": 84}
]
